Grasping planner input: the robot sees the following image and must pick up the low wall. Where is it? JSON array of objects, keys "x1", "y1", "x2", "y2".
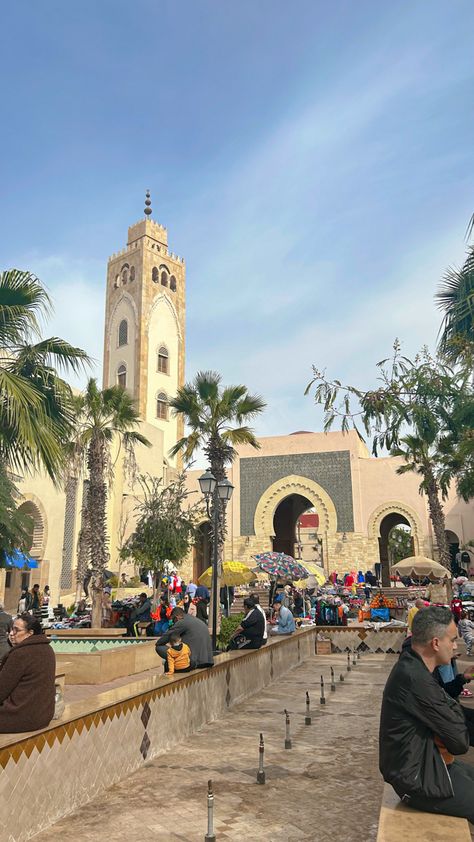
[
  {"x1": 320, "y1": 625, "x2": 407, "y2": 653},
  {"x1": 0, "y1": 627, "x2": 317, "y2": 842},
  {"x1": 53, "y1": 640, "x2": 158, "y2": 684}
]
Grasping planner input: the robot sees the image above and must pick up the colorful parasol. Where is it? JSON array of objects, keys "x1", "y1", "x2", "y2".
[
  {"x1": 252, "y1": 552, "x2": 308, "y2": 581},
  {"x1": 198, "y1": 561, "x2": 255, "y2": 588}
]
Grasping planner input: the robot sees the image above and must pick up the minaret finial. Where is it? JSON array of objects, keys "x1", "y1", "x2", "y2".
[{"x1": 144, "y1": 190, "x2": 152, "y2": 216}]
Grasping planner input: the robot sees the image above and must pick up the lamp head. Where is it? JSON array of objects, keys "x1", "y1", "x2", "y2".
[{"x1": 198, "y1": 470, "x2": 216, "y2": 497}]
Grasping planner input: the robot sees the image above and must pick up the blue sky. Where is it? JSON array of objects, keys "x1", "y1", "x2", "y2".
[{"x1": 2, "y1": 0, "x2": 474, "y2": 438}]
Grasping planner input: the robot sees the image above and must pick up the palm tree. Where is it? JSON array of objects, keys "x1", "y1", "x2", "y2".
[
  {"x1": 169, "y1": 371, "x2": 265, "y2": 627},
  {"x1": 436, "y1": 222, "x2": 474, "y2": 362},
  {"x1": 0, "y1": 269, "x2": 89, "y2": 480},
  {"x1": 392, "y1": 434, "x2": 451, "y2": 569},
  {"x1": 74, "y1": 379, "x2": 151, "y2": 626},
  {"x1": 0, "y1": 463, "x2": 33, "y2": 566}
]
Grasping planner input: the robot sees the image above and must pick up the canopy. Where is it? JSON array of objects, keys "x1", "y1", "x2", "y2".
[
  {"x1": 294, "y1": 562, "x2": 326, "y2": 588},
  {"x1": 252, "y1": 552, "x2": 308, "y2": 581},
  {"x1": 5, "y1": 550, "x2": 38, "y2": 570},
  {"x1": 391, "y1": 556, "x2": 450, "y2": 580},
  {"x1": 198, "y1": 561, "x2": 255, "y2": 588}
]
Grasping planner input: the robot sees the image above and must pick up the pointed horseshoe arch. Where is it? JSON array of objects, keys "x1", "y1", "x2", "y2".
[
  {"x1": 253, "y1": 475, "x2": 338, "y2": 538},
  {"x1": 367, "y1": 501, "x2": 423, "y2": 555}
]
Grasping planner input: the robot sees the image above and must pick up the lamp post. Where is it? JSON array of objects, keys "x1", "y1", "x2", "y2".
[{"x1": 198, "y1": 469, "x2": 234, "y2": 653}]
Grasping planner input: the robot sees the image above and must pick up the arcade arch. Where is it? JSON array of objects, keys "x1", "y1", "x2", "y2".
[{"x1": 367, "y1": 502, "x2": 422, "y2": 586}]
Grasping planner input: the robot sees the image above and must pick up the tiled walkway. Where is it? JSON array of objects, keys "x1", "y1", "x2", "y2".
[{"x1": 36, "y1": 652, "x2": 394, "y2": 842}]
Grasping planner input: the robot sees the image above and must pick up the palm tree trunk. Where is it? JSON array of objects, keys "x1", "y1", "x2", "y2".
[
  {"x1": 425, "y1": 467, "x2": 451, "y2": 570},
  {"x1": 87, "y1": 433, "x2": 109, "y2": 628},
  {"x1": 207, "y1": 451, "x2": 227, "y2": 642}
]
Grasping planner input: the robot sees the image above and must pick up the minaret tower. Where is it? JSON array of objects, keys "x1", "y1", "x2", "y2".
[{"x1": 103, "y1": 192, "x2": 185, "y2": 466}]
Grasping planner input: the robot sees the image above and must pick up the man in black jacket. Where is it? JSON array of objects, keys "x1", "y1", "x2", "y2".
[{"x1": 379, "y1": 605, "x2": 474, "y2": 823}]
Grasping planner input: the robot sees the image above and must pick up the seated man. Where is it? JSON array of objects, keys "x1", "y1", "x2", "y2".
[
  {"x1": 155, "y1": 607, "x2": 214, "y2": 668},
  {"x1": 270, "y1": 599, "x2": 296, "y2": 635},
  {"x1": 228, "y1": 597, "x2": 265, "y2": 650},
  {"x1": 128, "y1": 592, "x2": 152, "y2": 637},
  {"x1": 379, "y1": 605, "x2": 474, "y2": 824}
]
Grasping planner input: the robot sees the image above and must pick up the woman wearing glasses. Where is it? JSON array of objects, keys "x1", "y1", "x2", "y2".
[{"x1": 0, "y1": 613, "x2": 56, "y2": 733}]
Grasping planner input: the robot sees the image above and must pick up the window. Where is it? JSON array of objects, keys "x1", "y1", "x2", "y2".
[
  {"x1": 114, "y1": 274, "x2": 120, "y2": 289},
  {"x1": 156, "y1": 392, "x2": 168, "y2": 420},
  {"x1": 152, "y1": 267, "x2": 159, "y2": 283},
  {"x1": 121, "y1": 263, "x2": 129, "y2": 284},
  {"x1": 118, "y1": 319, "x2": 128, "y2": 347},
  {"x1": 161, "y1": 271, "x2": 168, "y2": 287},
  {"x1": 117, "y1": 365, "x2": 127, "y2": 389},
  {"x1": 157, "y1": 346, "x2": 169, "y2": 374},
  {"x1": 130, "y1": 266, "x2": 135, "y2": 281},
  {"x1": 170, "y1": 275, "x2": 177, "y2": 292}
]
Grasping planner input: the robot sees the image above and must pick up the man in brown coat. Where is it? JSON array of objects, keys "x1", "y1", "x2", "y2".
[{"x1": 0, "y1": 614, "x2": 56, "y2": 733}]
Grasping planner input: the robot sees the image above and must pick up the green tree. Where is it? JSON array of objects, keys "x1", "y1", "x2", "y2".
[
  {"x1": 73, "y1": 379, "x2": 151, "y2": 626},
  {"x1": 121, "y1": 472, "x2": 203, "y2": 601},
  {"x1": 436, "y1": 220, "x2": 474, "y2": 362},
  {"x1": 0, "y1": 269, "x2": 89, "y2": 480},
  {"x1": 169, "y1": 371, "x2": 265, "y2": 620},
  {"x1": 305, "y1": 343, "x2": 471, "y2": 569},
  {"x1": 387, "y1": 525, "x2": 413, "y2": 565},
  {"x1": 0, "y1": 464, "x2": 33, "y2": 567}
]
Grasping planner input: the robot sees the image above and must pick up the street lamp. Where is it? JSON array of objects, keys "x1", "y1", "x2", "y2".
[{"x1": 198, "y1": 470, "x2": 234, "y2": 652}]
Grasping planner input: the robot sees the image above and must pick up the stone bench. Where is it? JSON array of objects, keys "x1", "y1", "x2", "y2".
[{"x1": 377, "y1": 783, "x2": 471, "y2": 842}]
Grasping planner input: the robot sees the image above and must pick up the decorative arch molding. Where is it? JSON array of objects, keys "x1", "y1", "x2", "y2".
[
  {"x1": 146, "y1": 294, "x2": 182, "y2": 340},
  {"x1": 367, "y1": 501, "x2": 423, "y2": 554},
  {"x1": 108, "y1": 292, "x2": 139, "y2": 331},
  {"x1": 18, "y1": 493, "x2": 48, "y2": 558},
  {"x1": 253, "y1": 475, "x2": 338, "y2": 539}
]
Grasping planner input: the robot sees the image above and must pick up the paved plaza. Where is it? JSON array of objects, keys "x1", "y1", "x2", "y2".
[{"x1": 36, "y1": 652, "x2": 395, "y2": 842}]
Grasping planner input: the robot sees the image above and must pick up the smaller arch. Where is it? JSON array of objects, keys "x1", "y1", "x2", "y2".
[
  {"x1": 129, "y1": 266, "x2": 135, "y2": 281},
  {"x1": 156, "y1": 391, "x2": 168, "y2": 420},
  {"x1": 118, "y1": 319, "x2": 128, "y2": 347},
  {"x1": 17, "y1": 496, "x2": 47, "y2": 559},
  {"x1": 114, "y1": 274, "x2": 120, "y2": 289},
  {"x1": 121, "y1": 263, "x2": 129, "y2": 284},
  {"x1": 117, "y1": 364, "x2": 127, "y2": 389},
  {"x1": 159, "y1": 264, "x2": 170, "y2": 273},
  {"x1": 152, "y1": 266, "x2": 159, "y2": 283},
  {"x1": 157, "y1": 345, "x2": 169, "y2": 374},
  {"x1": 170, "y1": 275, "x2": 177, "y2": 292},
  {"x1": 161, "y1": 271, "x2": 168, "y2": 287}
]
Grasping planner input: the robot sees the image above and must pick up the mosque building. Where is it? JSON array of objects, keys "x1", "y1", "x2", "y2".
[{"x1": 1, "y1": 196, "x2": 473, "y2": 610}]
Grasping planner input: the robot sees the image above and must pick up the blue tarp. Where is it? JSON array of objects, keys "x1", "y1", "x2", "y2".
[{"x1": 5, "y1": 550, "x2": 38, "y2": 569}]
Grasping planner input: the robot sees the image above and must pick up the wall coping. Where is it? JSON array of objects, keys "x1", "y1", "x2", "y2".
[{"x1": 0, "y1": 626, "x2": 315, "y2": 752}]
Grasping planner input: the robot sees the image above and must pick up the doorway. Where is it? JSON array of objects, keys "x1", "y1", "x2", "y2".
[
  {"x1": 193, "y1": 521, "x2": 211, "y2": 582},
  {"x1": 272, "y1": 494, "x2": 315, "y2": 559},
  {"x1": 378, "y1": 513, "x2": 414, "y2": 587}
]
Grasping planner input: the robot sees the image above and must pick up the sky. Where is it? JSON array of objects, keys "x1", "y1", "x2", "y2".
[{"x1": 2, "y1": 0, "x2": 474, "y2": 440}]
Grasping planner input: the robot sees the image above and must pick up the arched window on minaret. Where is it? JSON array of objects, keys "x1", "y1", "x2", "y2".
[
  {"x1": 130, "y1": 266, "x2": 135, "y2": 281},
  {"x1": 156, "y1": 392, "x2": 168, "y2": 420},
  {"x1": 157, "y1": 346, "x2": 169, "y2": 374},
  {"x1": 118, "y1": 319, "x2": 128, "y2": 347},
  {"x1": 161, "y1": 271, "x2": 168, "y2": 287},
  {"x1": 117, "y1": 364, "x2": 127, "y2": 389},
  {"x1": 152, "y1": 266, "x2": 159, "y2": 283},
  {"x1": 170, "y1": 275, "x2": 177, "y2": 292},
  {"x1": 121, "y1": 263, "x2": 129, "y2": 284}
]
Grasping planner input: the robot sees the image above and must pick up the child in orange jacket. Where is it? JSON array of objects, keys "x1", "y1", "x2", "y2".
[{"x1": 165, "y1": 631, "x2": 192, "y2": 676}]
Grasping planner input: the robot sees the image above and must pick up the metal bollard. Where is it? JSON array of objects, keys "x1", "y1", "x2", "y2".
[
  {"x1": 256, "y1": 733, "x2": 266, "y2": 784},
  {"x1": 330, "y1": 666, "x2": 336, "y2": 692},
  {"x1": 305, "y1": 691, "x2": 312, "y2": 725},
  {"x1": 352, "y1": 649, "x2": 357, "y2": 666},
  {"x1": 284, "y1": 709, "x2": 292, "y2": 749},
  {"x1": 320, "y1": 674, "x2": 326, "y2": 705},
  {"x1": 347, "y1": 651, "x2": 351, "y2": 672},
  {"x1": 204, "y1": 779, "x2": 216, "y2": 842},
  {"x1": 357, "y1": 649, "x2": 361, "y2": 660},
  {"x1": 339, "y1": 672, "x2": 345, "y2": 682}
]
